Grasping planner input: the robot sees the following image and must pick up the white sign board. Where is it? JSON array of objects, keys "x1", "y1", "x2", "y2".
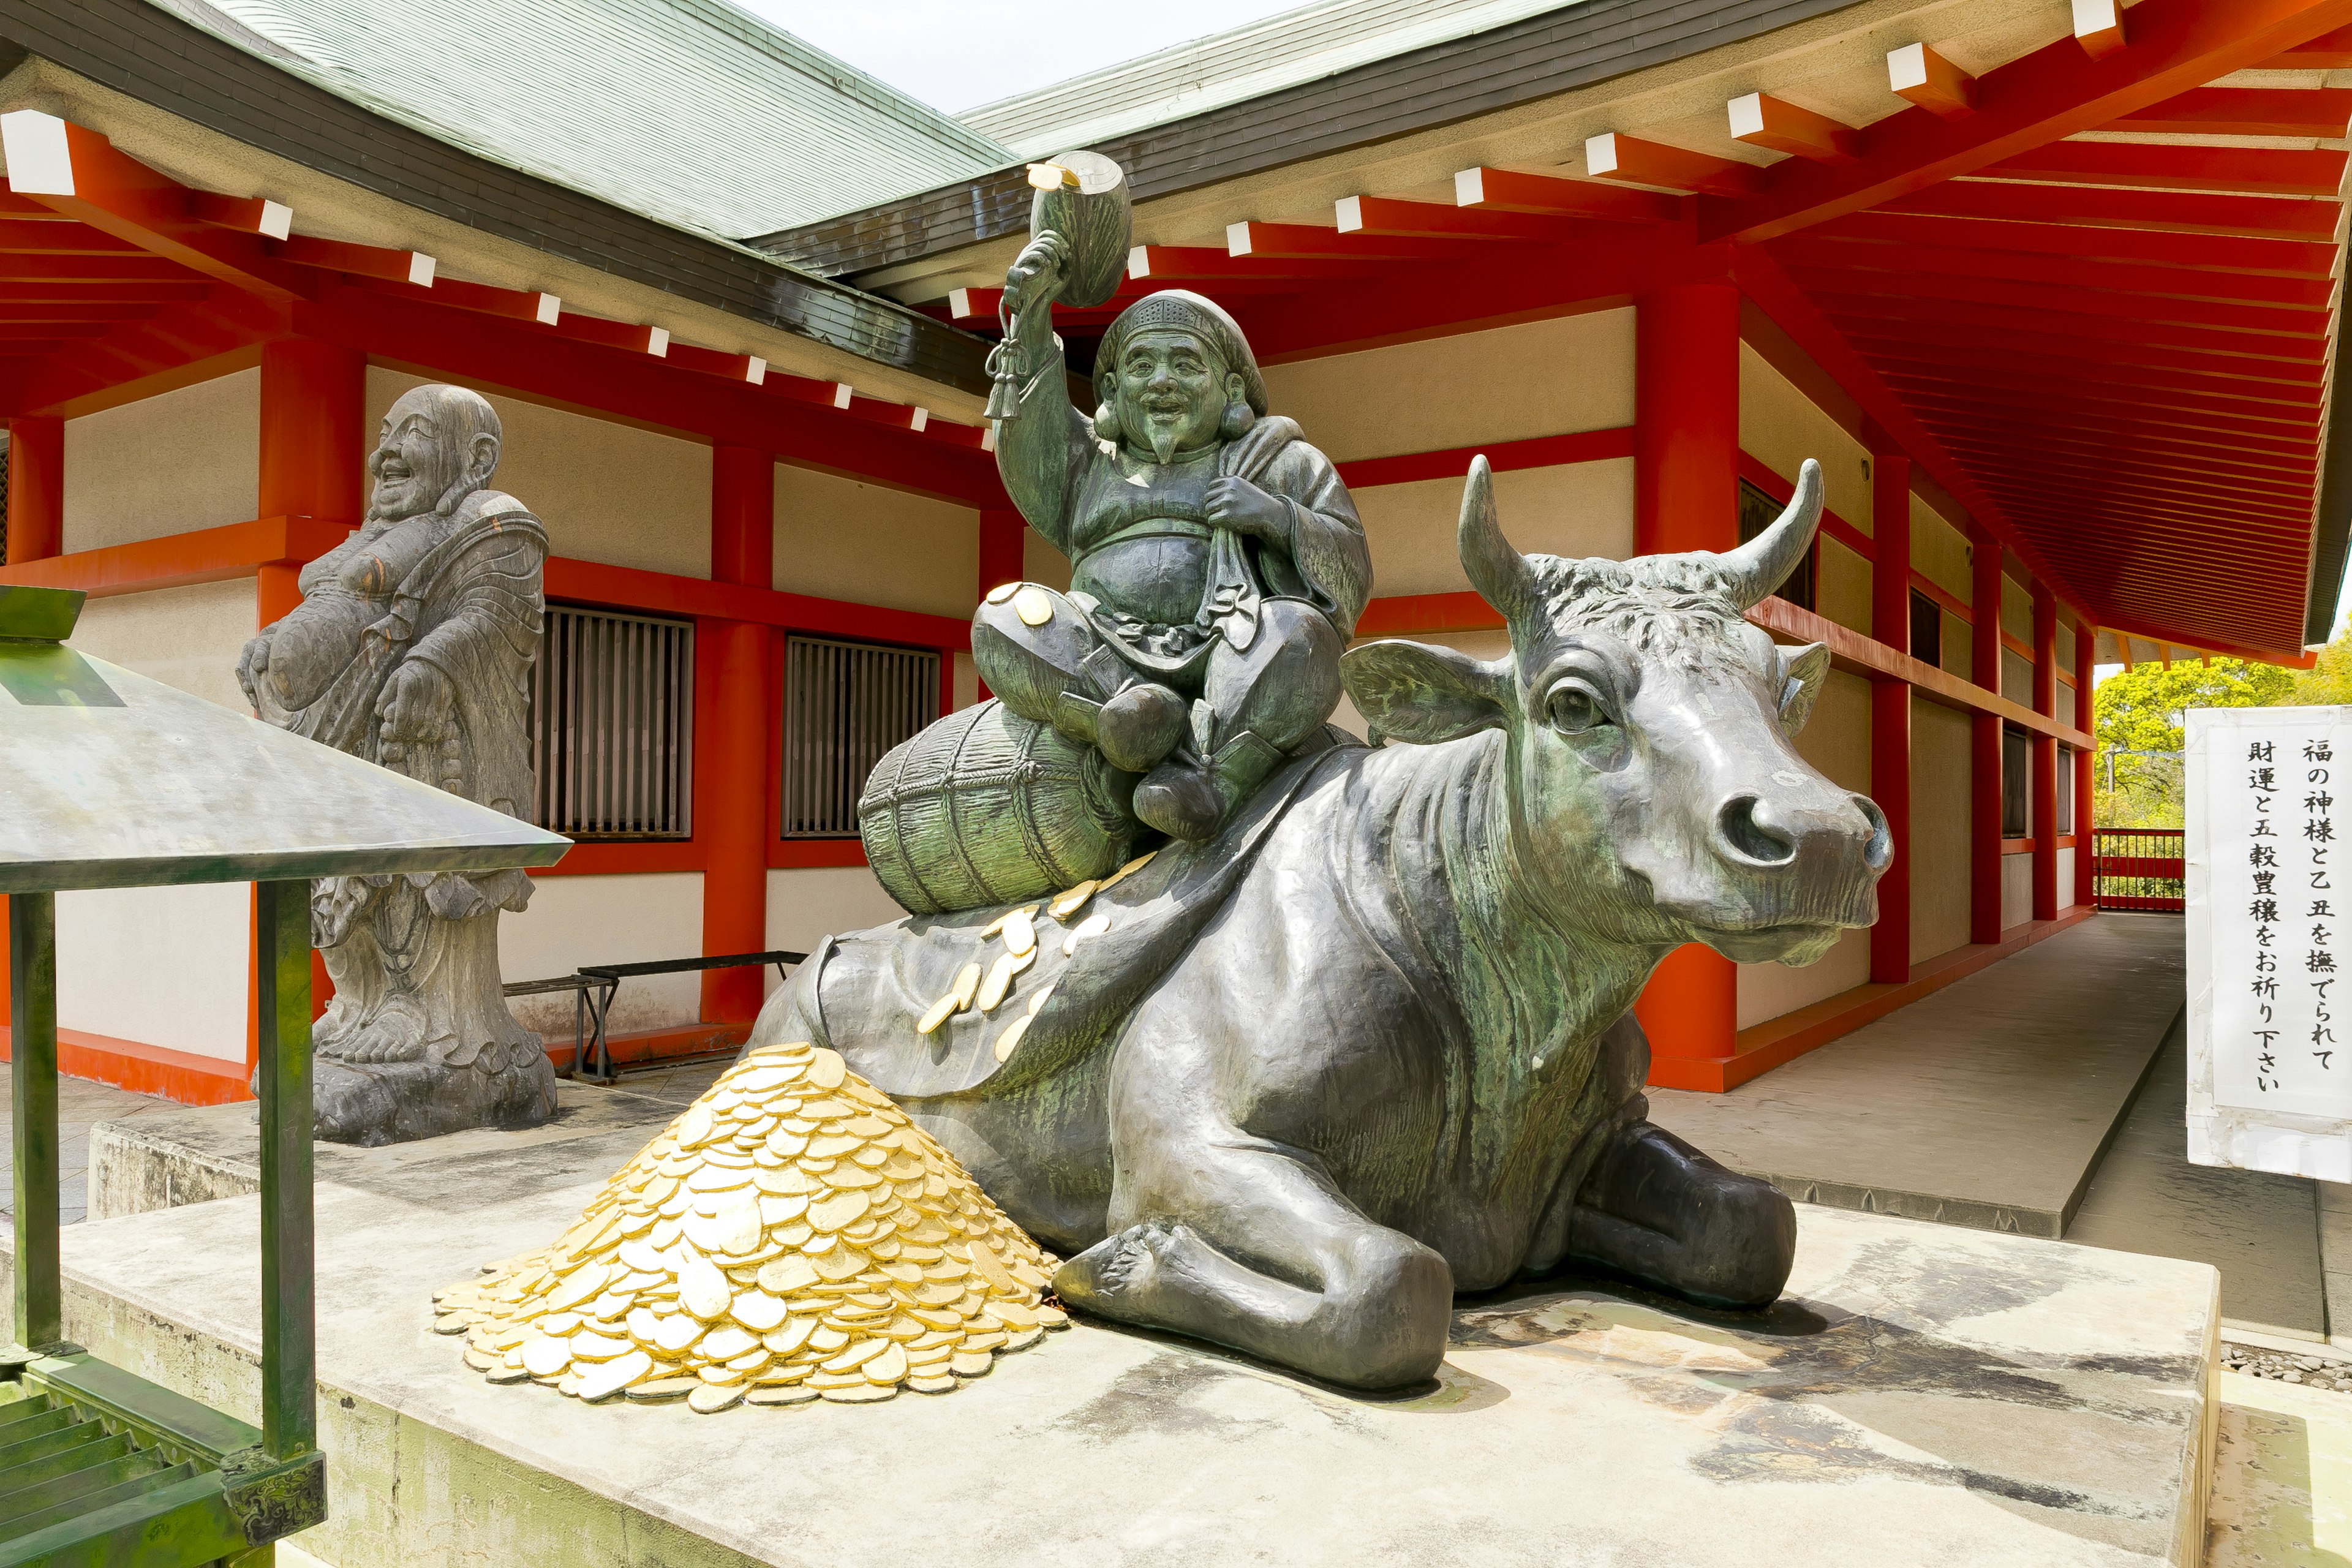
[{"x1": 2187, "y1": 705, "x2": 2352, "y2": 1178}]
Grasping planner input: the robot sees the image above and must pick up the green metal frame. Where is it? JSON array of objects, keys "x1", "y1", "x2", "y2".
[{"x1": 2, "y1": 884, "x2": 324, "y2": 1565}]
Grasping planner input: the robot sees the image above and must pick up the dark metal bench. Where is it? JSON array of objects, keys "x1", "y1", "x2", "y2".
[{"x1": 510, "y1": 952, "x2": 805, "y2": 1085}]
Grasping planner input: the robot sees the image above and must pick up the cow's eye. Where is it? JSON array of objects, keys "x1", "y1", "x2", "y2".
[{"x1": 1546, "y1": 682, "x2": 1608, "y2": 734}]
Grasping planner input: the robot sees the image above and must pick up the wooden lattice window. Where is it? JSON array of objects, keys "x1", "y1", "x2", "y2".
[
  {"x1": 782, "y1": 635, "x2": 939, "y2": 838},
  {"x1": 529, "y1": 605, "x2": 694, "y2": 840}
]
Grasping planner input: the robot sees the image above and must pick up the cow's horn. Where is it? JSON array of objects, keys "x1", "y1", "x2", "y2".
[
  {"x1": 1458, "y1": 456, "x2": 1536, "y2": 620},
  {"x1": 1716, "y1": 458, "x2": 1825, "y2": 611}
]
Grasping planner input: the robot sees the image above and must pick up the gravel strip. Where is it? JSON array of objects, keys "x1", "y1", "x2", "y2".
[{"x1": 2223, "y1": 1343, "x2": 2352, "y2": 1392}]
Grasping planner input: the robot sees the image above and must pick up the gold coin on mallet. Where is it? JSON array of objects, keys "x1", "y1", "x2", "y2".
[{"x1": 1012, "y1": 586, "x2": 1055, "y2": 627}]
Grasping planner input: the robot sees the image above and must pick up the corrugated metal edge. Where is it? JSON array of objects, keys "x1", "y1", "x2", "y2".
[
  {"x1": 0, "y1": 0, "x2": 992, "y2": 392},
  {"x1": 755, "y1": 0, "x2": 1863, "y2": 279}
]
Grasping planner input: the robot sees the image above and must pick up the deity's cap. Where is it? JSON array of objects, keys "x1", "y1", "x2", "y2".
[{"x1": 1095, "y1": 290, "x2": 1267, "y2": 414}]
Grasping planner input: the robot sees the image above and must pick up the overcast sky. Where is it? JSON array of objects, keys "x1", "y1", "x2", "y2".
[{"x1": 736, "y1": 0, "x2": 1311, "y2": 113}]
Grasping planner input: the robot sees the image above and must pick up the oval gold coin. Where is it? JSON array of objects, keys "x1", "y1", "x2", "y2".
[
  {"x1": 1011, "y1": 586, "x2": 1054, "y2": 627},
  {"x1": 992, "y1": 1014, "x2": 1031, "y2": 1063},
  {"x1": 976, "y1": 953, "x2": 1017, "y2": 1012},
  {"x1": 804, "y1": 1049, "x2": 847, "y2": 1090},
  {"x1": 1062, "y1": 911, "x2": 1112, "y2": 957},
  {"x1": 1048, "y1": 880, "x2": 1098, "y2": 919},
  {"x1": 1000, "y1": 907, "x2": 1036, "y2": 958},
  {"x1": 916, "y1": 992, "x2": 960, "y2": 1035},
  {"x1": 948, "y1": 962, "x2": 982, "y2": 1010},
  {"x1": 984, "y1": 580, "x2": 1021, "y2": 605}
]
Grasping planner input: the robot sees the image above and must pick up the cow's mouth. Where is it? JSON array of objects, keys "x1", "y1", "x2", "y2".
[{"x1": 1683, "y1": 919, "x2": 1851, "y2": 966}]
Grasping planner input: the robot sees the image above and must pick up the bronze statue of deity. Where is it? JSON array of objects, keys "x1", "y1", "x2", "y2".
[{"x1": 981, "y1": 236, "x2": 1371, "y2": 842}]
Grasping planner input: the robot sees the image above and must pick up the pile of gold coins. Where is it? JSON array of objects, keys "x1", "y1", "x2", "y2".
[
  {"x1": 918, "y1": 851, "x2": 1153, "y2": 1063},
  {"x1": 432, "y1": 1039, "x2": 1068, "y2": 1411}
]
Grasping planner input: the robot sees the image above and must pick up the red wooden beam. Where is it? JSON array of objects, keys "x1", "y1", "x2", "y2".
[
  {"x1": 1126, "y1": 246, "x2": 1368, "y2": 282},
  {"x1": 1874, "y1": 356, "x2": 2321, "y2": 423},
  {"x1": 272, "y1": 235, "x2": 435, "y2": 286},
  {"x1": 1727, "y1": 94, "x2": 1859, "y2": 163},
  {"x1": 1909, "y1": 397, "x2": 2320, "y2": 455},
  {"x1": 1816, "y1": 295, "x2": 2329, "y2": 362},
  {"x1": 666, "y1": 341, "x2": 767, "y2": 384},
  {"x1": 1452, "y1": 167, "x2": 1678, "y2": 223},
  {"x1": 0, "y1": 280, "x2": 213, "y2": 304},
  {"x1": 2258, "y1": 21, "x2": 2352, "y2": 61},
  {"x1": 1884, "y1": 179, "x2": 2340, "y2": 241},
  {"x1": 1978, "y1": 140, "x2": 2346, "y2": 197},
  {"x1": 1928, "y1": 437, "x2": 2318, "y2": 501},
  {"x1": 0, "y1": 110, "x2": 304, "y2": 301},
  {"x1": 554, "y1": 309, "x2": 667, "y2": 356},
  {"x1": 344, "y1": 273, "x2": 556, "y2": 326},
  {"x1": 1888, "y1": 42, "x2": 1978, "y2": 119},
  {"x1": 0, "y1": 220, "x2": 140, "y2": 255},
  {"x1": 1224, "y1": 221, "x2": 1478, "y2": 262},
  {"x1": 1335, "y1": 194, "x2": 1580, "y2": 243},
  {"x1": 2075, "y1": 0, "x2": 2128, "y2": 58},
  {"x1": 0, "y1": 283, "x2": 288, "y2": 416},
  {"x1": 2111, "y1": 85, "x2": 2352, "y2": 136},
  {"x1": 1774, "y1": 234, "x2": 2337, "y2": 308},
  {"x1": 188, "y1": 192, "x2": 291, "y2": 240},
  {"x1": 1793, "y1": 265, "x2": 2329, "y2": 336},
  {"x1": 0, "y1": 304, "x2": 154, "y2": 323},
  {"x1": 1585, "y1": 133, "x2": 1760, "y2": 195},
  {"x1": 1705, "y1": 0, "x2": 2352, "y2": 246},
  {"x1": 1886, "y1": 367, "x2": 2326, "y2": 432},
  {"x1": 0, "y1": 254, "x2": 205, "y2": 283},
  {"x1": 1839, "y1": 317, "x2": 2327, "y2": 385},
  {"x1": 1815, "y1": 208, "x2": 2338, "y2": 278}
]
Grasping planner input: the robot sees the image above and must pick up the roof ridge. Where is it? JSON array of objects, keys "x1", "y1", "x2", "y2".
[{"x1": 653, "y1": 0, "x2": 1011, "y2": 162}]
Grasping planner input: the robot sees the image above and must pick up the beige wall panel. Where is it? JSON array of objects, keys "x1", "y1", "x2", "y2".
[
  {"x1": 2057, "y1": 631, "x2": 2078, "y2": 674},
  {"x1": 64, "y1": 369, "x2": 259, "y2": 552},
  {"x1": 1815, "y1": 536, "x2": 1869, "y2": 636},
  {"x1": 1910, "y1": 700, "x2": 1972, "y2": 964},
  {"x1": 66, "y1": 579, "x2": 255, "y2": 712},
  {"x1": 2059, "y1": 682, "x2": 2076, "y2": 731},
  {"x1": 1023, "y1": 530, "x2": 1074, "y2": 594},
  {"x1": 502, "y1": 873, "x2": 703, "y2": 1036},
  {"x1": 1942, "y1": 613, "x2": 1971, "y2": 680},
  {"x1": 1355, "y1": 459, "x2": 1634, "y2": 599},
  {"x1": 2002, "y1": 649, "x2": 2033, "y2": 709},
  {"x1": 56, "y1": 884, "x2": 251, "y2": 1061},
  {"x1": 1909, "y1": 497, "x2": 1972, "y2": 606},
  {"x1": 1738, "y1": 929, "x2": 1868, "y2": 1031},
  {"x1": 1739, "y1": 347, "x2": 1870, "y2": 535},
  {"x1": 773, "y1": 465, "x2": 979, "y2": 618},
  {"x1": 369, "y1": 368, "x2": 711, "y2": 579},
  {"x1": 1257, "y1": 309, "x2": 1635, "y2": 464},
  {"x1": 2000, "y1": 574, "x2": 2033, "y2": 644},
  {"x1": 952, "y1": 652, "x2": 979, "y2": 712},
  {"x1": 2002, "y1": 851, "x2": 2032, "y2": 932},
  {"x1": 2058, "y1": 846, "x2": 2078, "y2": 911},
  {"x1": 1793, "y1": 668, "x2": 1870, "y2": 792},
  {"x1": 766, "y1": 869, "x2": 908, "y2": 995}
]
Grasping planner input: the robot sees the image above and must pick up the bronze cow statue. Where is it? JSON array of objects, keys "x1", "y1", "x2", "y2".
[{"x1": 746, "y1": 457, "x2": 1890, "y2": 1390}]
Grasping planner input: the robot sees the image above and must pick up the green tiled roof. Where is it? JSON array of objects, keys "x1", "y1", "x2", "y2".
[{"x1": 147, "y1": 0, "x2": 1017, "y2": 240}]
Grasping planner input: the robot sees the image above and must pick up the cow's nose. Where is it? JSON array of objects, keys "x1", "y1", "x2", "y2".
[{"x1": 1715, "y1": 792, "x2": 1891, "y2": 872}]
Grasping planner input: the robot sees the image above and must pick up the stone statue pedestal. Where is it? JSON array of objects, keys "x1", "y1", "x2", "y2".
[{"x1": 52, "y1": 1109, "x2": 2220, "y2": 1568}]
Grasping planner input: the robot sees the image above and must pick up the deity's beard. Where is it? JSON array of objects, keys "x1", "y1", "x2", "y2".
[{"x1": 1147, "y1": 423, "x2": 1181, "y2": 465}]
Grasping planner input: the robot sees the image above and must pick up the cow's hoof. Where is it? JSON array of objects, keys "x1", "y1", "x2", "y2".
[{"x1": 1056, "y1": 1221, "x2": 1178, "y2": 1310}]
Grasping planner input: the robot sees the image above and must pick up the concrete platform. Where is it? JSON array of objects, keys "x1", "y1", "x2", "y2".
[
  {"x1": 1652, "y1": 914, "x2": 2187, "y2": 1237},
  {"x1": 33, "y1": 1116, "x2": 2222, "y2": 1566}
]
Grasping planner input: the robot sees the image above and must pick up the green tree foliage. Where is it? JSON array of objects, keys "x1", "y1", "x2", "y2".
[
  {"x1": 2287, "y1": 624, "x2": 2352, "y2": 707},
  {"x1": 2092, "y1": 655, "x2": 2294, "y2": 829}
]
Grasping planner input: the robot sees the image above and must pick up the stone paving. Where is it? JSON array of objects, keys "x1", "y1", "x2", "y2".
[{"x1": 0, "y1": 1063, "x2": 179, "y2": 1226}]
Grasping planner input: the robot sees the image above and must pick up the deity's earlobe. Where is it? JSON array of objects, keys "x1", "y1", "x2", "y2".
[
  {"x1": 1218, "y1": 401, "x2": 1256, "y2": 441},
  {"x1": 1092, "y1": 401, "x2": 1122, "y2": 443}
]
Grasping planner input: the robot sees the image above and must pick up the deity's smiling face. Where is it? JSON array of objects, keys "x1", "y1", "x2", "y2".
[
  {"x1": 1110, "y1": 328, "x2": 1248, "y2": 464},
  {"x1": 369, "y1": 388, "x2": 500, "y2": 521}
]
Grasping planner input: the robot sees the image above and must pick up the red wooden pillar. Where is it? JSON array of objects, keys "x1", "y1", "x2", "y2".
[
  {"x1": 2074, "y1": 619, "x2": 2098, "y2": 909},
  {"x1": 1633, "y1": 279, "x2": 1741, "y2": 1064},
  {"x1": 4, "y1": 416, "x2": 64, "y2": 565},
  {"x1": 1868, "y1": 451, "x2": 1913, "y2": 985},
  {"x1": 1970, "y1": 526, "x2": 2005, "y2": 944},
  {"x1": 699, "y1": 447, "x2": 775, "y2": 1025},
  {"x1": 257, "y1": 339, "x2": 364, "y2": 625},
  {"x1": 256, "y1": 340, "x2": 364, "y2": 1030},
  {"x1": 2030, "y1": 586, "x2": 2059, "y2": 922}
]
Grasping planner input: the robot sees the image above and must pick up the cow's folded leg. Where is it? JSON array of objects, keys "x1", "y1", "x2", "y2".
[
  {"x1": 1560, "y1": 1120, "x2": 1795, "y2": 1310},
  {"x1": 1055, "y1": 1142, "x2": 1452, "y2": 1392}
]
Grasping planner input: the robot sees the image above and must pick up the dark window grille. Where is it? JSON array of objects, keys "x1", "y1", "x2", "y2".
[
  {"x1": 2002, "y1": 725, "x2": 2030, "y2": 837},
  {"x1": 1909, "y1": 589, "x2": 1940, "y2": 667},
  {"x1": 782, "y1": 635, "x2": 940, "y2": 838},
  {"x1": 2057, "y1": 748, "x2": 2074, "y2": 834},
  {"x1": 530, "y1": 605, "x2": 694, "y2": 840},
  {"x1": 1738, "y1": 479, "x2": 1813, "y2": 611}
]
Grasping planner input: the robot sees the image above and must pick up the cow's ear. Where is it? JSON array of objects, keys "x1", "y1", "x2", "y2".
[
  {"x1": 1342, "y1": 639, "x2": 1513, "y2": 745},
  {"x1": 1776, "y1": 642, "x2": 1830, "y2": 736}
]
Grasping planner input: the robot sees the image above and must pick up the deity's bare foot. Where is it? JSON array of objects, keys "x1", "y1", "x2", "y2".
[
  {"x1": 340, "y1": 998, "x2": 429, "y2": 1065},
  {"x1": 1095, "y1": 684, "x2": 1189, "y2": 774},
  {"x1": 1133, "y1": 762, "x2": 1226, "y2": 840}
]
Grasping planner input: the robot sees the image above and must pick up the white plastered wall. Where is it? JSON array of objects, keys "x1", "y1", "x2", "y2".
[
  {"x1": 774, "y1": 465, "x2": 980, "y2": 617},
  {"x1": 1355, "y1": 460, "x2": 1634, "y2": 598},
  {"x1": 501, "y1": 873, "x2": 704, "y2": 1036},
  {"x1": 2059, "y1": 847, "x2": 2078, "y2": 911},
  {"x1": 53, "y1": 577, "x2": 262, "y2": 1060},
  {"x1": 1737, "y1": 668, "x2": 1871, "y2": 1029},
  {"x1": 764, "y1": 869, "x2": 910, "y2": 1001},
  {"x1": 63, "y1": 368, "x2": 258, "y2": 552},
  {"x1": 1260, "y1": 309, "x2": 1634, "y2": 462},
  {"x1": 368, "y1": 368, "x2": 711, "y2": 579}
]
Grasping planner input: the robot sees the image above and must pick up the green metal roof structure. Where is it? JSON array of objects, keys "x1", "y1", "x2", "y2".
[
  {"x1": 143, "y1": 0, "x2": 1017, "y2": 241},
  {"x1": 0, "y1": 584, "x2": 568, "y2": 1562}
]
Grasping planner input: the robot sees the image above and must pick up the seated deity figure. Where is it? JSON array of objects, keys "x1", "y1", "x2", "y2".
[
  {"x1": 237, "y1": 384, "x2": 554, "y2": 1145},
  {"x1": 981, "y1": 235, "x2": 1371, "y2": 841}
]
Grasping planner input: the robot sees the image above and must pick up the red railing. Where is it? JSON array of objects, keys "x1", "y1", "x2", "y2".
[{"x1": 2094, "y1": 828, "x2": 2184, "y2": 911}]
